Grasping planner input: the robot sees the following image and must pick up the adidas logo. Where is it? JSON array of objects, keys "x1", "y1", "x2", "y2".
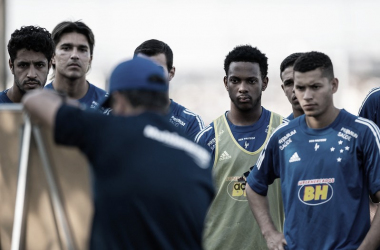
[
  {"x1": 219, "y1": 151, "x2": 231, "y2": 161},
  {"x1": 289, "y1": 152, "x2": 301, "y2": 163}
]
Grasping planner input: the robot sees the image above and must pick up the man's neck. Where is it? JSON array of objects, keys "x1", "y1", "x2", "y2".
[
  {"x1": 227, "y1": 104, "x2": 262, "y2": 126},
  {"x1": 292, "y1": 108, "x2": 304, "y2": 119},
  {"x1": 53, "y1": 75, "x2": 89, "y2": 100},
  {"x1": 305, "y1": 106, "x2": 340, "y2": 129},
  {"x1": 7, "y1": 85, "x2": 23, "y2": 103}
]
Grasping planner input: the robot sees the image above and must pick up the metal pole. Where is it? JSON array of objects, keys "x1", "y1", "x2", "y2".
[
  {"x1": 11, "y1": 114, "x2": 31, "y2": 250},
  {"x1": 0, "y1": 0, "x2": 7, "y2": 91},
  {"x1": 32, "y1": 126, "x2": 76, "y2": 250}
]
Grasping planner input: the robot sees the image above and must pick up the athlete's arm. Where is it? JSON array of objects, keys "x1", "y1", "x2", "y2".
[
  {"x1": 246, "y1": 183, "x2": 287, "y2": 250},
  {"x1": 22, "y1": 89, "x2": 80, "y2": 128},
  {"x1": 358, "y1": 190, "x2": 380, "y2": 250}
]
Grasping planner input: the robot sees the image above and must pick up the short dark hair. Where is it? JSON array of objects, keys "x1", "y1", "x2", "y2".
[
  {"x1": 134, "y1": 39, "x2": 173, "y2": 71},
  {"x1": 116, "y1": 89, "x2": 169, "y2": 113},
  {"x1": 280, "y1": 53, "x2": 304, "y2": 79},
  {"x1": 224, "y1": 45, "x2": 268, "y2": 79},
  {"x1": 293, "y1": 51, "x2": 334, "y2": 80},
  {"x1": 7, "y1": 25, "x2": 54, "y2": 64},
  {"x1": 52, "y1": 20, "x2": 95, "y2": 56}
]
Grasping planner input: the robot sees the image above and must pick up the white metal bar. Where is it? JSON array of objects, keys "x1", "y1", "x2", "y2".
[
  {"x1": 0, "y1": 104, "x2": 23, "y2": 111},
  {"x1": 11, "y1": 114, "x2": 31, "y2": 250},
  {"x1": 32, "y1": 126, "x2": 76, "y2": 250}
]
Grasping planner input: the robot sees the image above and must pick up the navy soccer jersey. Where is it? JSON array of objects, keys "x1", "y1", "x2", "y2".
[
  {"x1": 247, "y1": 109, "x2": 380, "y2": 250},
  {"x1": 359, "y1": 87, "x2": 380, "y2": 127},
  {"x1": 286, "y1": 113, "x2": 294, "y2": 120},
  {"x1": 54, "y1": 105, "x2": 214, "y2": 250},
  {"x1": 167, "y1": 100, "x2": 205, "y2": 140},
  {"x1": 195, "y1": 107, "x2": 286, "y2": 162},
  {"x1": 45, "y1": 82, "x2": 109, "y2": 112},
  {"x1": 0, "y1": 89, "x2": 13, "y2": 103}
]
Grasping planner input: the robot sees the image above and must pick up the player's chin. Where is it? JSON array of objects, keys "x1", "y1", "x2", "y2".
[
  {"x1": 304, "y1": 110, "x2": 319, "y2": 117},
  {"x1": 24, "y1": 86, "x2": 43, "y2": 92},
  {"x1": 237, "y1": 104, "x2": 254, "y2": 112}
]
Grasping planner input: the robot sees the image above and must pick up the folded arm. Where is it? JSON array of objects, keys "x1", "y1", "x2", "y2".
[{"x1": 22, "y1": 89, "x2": 80, "y2": 128}]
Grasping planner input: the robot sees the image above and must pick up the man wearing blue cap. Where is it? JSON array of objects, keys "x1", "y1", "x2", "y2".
[{"x1": 23, "y1": 56, "x2": 215, "y2": 250}]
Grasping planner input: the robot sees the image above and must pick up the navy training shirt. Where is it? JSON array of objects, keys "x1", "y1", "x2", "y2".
[
  {"x1": 45, "y1": 82, "x2": 109, "y2": 112},
  {"x1": 167, "y1": 99, "x2": 205, "y2": 140},
  {"x1": 0, "y1": 89, "x2": 13, "y2": 103},
  {"x1": 359, "y1": 87, "x2": 380, "y2": 127},
  {"x1": 54, "y1": 105, "x2": 214, "y2": 250}
]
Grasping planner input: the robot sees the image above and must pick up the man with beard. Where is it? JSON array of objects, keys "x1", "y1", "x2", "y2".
[
  {"x1": 0, "y1": 26, "x2": 54, "y2": 103},
  {"x1": 45, "y1": 21, "x2": 108, "y2": 113},
  {"x1": 280, "y1": 53, "x2": 305, "y2": 120},
  {"x1": 195, "y1": 45, "x2": 285, "y2": 250}
]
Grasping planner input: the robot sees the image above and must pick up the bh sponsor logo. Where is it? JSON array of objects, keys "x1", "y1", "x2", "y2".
[
  {"x1": 298, "y1": 178, "x2": 334, "y2": 205},
  {"x1": 226, "y1": 176, "x2": 247, "y2": 201}
]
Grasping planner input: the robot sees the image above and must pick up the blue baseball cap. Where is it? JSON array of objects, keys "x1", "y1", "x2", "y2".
[{"x1": 100, "y1": 56, "x2": 168, "y2": 108}]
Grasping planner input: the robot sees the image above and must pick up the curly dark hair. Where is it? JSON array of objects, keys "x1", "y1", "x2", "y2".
[
  {"x1": 293, "y1": 51, "x2": 334, "y2": 80},
  {"x1": 134, "y1": 39, "x2": 173, "y2": 71},
  {"x1": 280, "y1": 53, "x2": 304, "y2": 79},
  {"x1": 224, "y1": 45, "x2": 268, "y2": 79},
  {"x1": 7, "y1": 25, "x2": 54, "y2": 64}
]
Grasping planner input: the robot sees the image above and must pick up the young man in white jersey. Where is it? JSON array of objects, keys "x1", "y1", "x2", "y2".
[
  {"x1": 196, "y1": 45, "x2": 285, "y2": 250},
  {"x1": 247, "y1": 51, "x2": 380, "y2": 250}
]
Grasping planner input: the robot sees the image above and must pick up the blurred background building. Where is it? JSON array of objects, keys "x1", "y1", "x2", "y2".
[{"x1": 1, "y1": 0, "x2": 380, "y2": 124}]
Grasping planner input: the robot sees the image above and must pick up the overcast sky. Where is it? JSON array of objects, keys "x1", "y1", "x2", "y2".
[{"x1": 5, "y1": 0, "x2": 380, "y2": 122}]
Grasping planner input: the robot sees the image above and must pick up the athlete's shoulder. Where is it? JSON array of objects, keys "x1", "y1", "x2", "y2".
[
  {"x1": 0, "y1": 89, "x2": 13, "y2": 103},
  {"x1": 142, "y1": 113, "x2": 211, "y2": 169},
  {"x1": 268, "y1": 114, "x2": 296, "y2": 139},
  {"x1": 194, "y1": 123, "x2": 217, "y2": 154},
  {"x1": 352, "y1": 112, "x2": 380, "y2": 135},
  {"x1": 264, "y1": 108, "x2": 289, "y2": 126},
  {"x1": 88, "y1": 83, "x2": 108, "y2": 97},
  {"x1": 169, "y1": 99, "x2": 205, "y2": 135},
  {"x1": 44, "y1": 82, "x2": 54, "y2": 89},
  {"x1": 195, "y1": 123, "x2": 214, "y2": 142},
  {"x1": 170, "y1": 100, "x2": 203, "y2": 120},
  {"x1": 358, "y1": 87, "x2": 380, "y2": 114},
  {"x1": 364, "y1": 87, "x2": 380, "y2": 100}
]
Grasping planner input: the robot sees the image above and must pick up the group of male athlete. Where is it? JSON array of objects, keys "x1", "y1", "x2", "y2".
[{"x1": 2, "y1": 21, "x2": 380, "y2": 250}]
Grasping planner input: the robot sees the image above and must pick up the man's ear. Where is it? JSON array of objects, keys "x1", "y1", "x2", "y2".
[
  {"x1": 331, "y1": 78, "x2": 339, "y2": 94},
  {"x1": 168, "y1": 66, "x2": 175, "y2": 81},
  {"x1": 87, "y1": 55, "x2": 93, "y2": 72},
  {"x1": 9, "y1": 59, "x2": 14, "y2": 74},
  {"x1": 262, "y1": 77, "x2": 269, "y2": 91},
  {"x1": 224, "y1": 76, "x2": 228, "y2": 91},
  {"x1": 51, "y1": 53, "x2": 56, "y2": 66}
]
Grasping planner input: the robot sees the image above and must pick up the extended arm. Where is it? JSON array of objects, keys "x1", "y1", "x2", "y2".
[
  {"x1": 246, "y1": 183, "x2": 287, "y2": 250},
  {"x1": 22, "y1": 89, "x2": 80, "y2": 128},
  {"x1": 358, "y1": 191, "x2": 380, "y2": 250}
]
